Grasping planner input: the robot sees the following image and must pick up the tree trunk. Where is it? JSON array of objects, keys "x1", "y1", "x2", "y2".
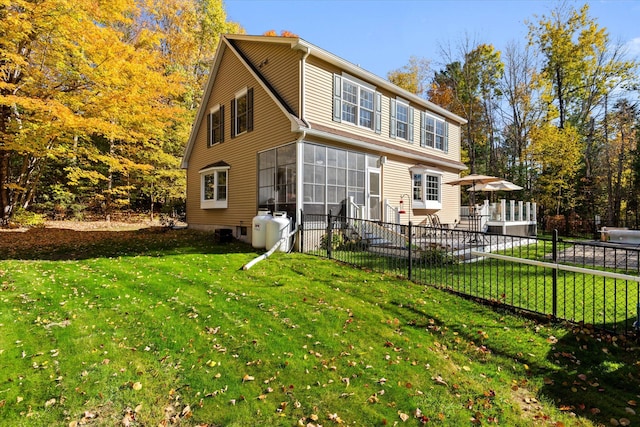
[{"x1": 0, "y1": 150, "x2": 10, "y2": 225}]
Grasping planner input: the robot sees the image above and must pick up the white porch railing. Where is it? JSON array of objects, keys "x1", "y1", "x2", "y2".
[
  {"x1": 487, "y1": 199, "x2": 537, "y2": 223},
  {"x1": 461, "y1": 199, "x2": 537, "y2": 232},
  {"x1": 384, "y1": 198, "x2": 400, "y2": 224},
  {"x1": 347, "y1": 196, "x2": 365, "y2": 219}
]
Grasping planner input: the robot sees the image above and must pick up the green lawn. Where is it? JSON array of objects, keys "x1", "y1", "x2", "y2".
[
  {"x1": 0, "y1": 228, "x2": 638, "y2": 426},
  {"x1": 319, "y1": 236, "x2": 640, "y2": 336}
]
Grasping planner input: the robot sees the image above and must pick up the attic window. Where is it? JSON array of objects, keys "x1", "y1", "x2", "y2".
[
  {"x1": 207, "y1": 104, "x2": 224, "y2": 146},
  {"x1": 231, "y1": 87, "x2": 254, "y2": 137}
]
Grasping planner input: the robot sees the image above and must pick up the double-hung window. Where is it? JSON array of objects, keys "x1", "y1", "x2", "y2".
[
  {"x1": 333, "y1": 74, "x2": 381, "y2": 132},
  {"x1": 420, "y1": 112, "x2": 447, "y2": 151},
  {"x1": 207, "y1": 105, "x2": 224, "y2": 146},
  {"x1": 396, "y1": 101, "x2": 409, "y2": 140},
  {"x1": 390, "y1": 98, "x2": 414, "y2": 142},
  {"x1": 231, "y1": 87, "x2": 254, "y2": 138},
  {"x1": 409, "y1": 166, "x2": 442, "y2": 210},
  {"x1": 200, "y1": 163, "x2": 230, "y2": 209}
]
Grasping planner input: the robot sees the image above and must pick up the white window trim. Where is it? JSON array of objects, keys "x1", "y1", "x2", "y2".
[
  {"x1": 234, "y1": 87, "x2": 248, "y2": 137},
  {"x1": 200, "y1": 165, "x2": 230, "y2": 209},
  {"x1": 409, "y1": 166, "x2": 442, "y2": 210},
  {"x1": 334, "y1": 73, "x2": 380, "y2": 132},
  {"x1": 395, "y1": 99, "x2": 410, "y2": 140},
  {"x1": 421, "y1": 111, "x2": 447, "y2": 152}
]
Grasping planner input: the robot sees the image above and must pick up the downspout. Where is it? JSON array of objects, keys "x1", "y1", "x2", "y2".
[
  {"x1": 299, "y1": 45, "x2": 311, "y2": 125},
  {"x1": 241, "y1": 224, "x2": 299, "y2": 270}
]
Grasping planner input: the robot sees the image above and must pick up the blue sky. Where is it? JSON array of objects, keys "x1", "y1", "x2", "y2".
[{"x1": 225, "y1": 0, "x2": 640, "y2": 79}]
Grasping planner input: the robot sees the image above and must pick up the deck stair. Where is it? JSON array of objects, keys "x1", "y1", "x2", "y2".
[{"x1": 350, "y1": 220, "x2": 408, "y2": 249}]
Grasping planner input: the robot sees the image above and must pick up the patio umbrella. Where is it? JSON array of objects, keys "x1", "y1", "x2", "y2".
[
  {"x1": 467, "y1": 179, "x2": 523, "y2": 192},
  {"x1": 445, "y1": 174, "x2": 501, "y2": 206},
  {"x1": 444, "y1": 174, "x2": 501, "y2": 187}
]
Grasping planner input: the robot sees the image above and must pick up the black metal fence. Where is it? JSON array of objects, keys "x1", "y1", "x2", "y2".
[{"x1": 299, "y1": 212, "x2": 640, "y2": 337}]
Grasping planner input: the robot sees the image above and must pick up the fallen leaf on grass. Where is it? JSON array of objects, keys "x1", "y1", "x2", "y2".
[
  {"x1": 398, "y1": 411, "x2": 409, "y2": 422},
  {"x1": 432, "y1": 375, "x2": 448, "y2": 386},
  {"x1": 328, "y1": 412, "x2": 344, "y2": 423}
]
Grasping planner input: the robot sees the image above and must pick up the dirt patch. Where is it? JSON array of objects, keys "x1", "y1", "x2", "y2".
[
  {"x1": 511, "y1": 386, "x2": 558, "y2": 425},
  {"x1": 44, "y1": 220, "x2": 161, "y2": 231},
  {"x1": 0, "y1": 220, "x2": 175, "y2": 257}
]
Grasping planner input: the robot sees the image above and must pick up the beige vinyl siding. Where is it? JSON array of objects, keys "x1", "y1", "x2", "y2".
[
  {"x1": 381, "y1": 157, "x2": 460, "y2": 226},
  {"x1": 304, "y1": 56, "x2": 463, "y2": 166},
  {"x1": 438, "y1": 170, "x2": 461, "y2": 225},
  {"x1": 233, "y1": 40, "x2": 300, "y2": 116},
  {"x1": 185, "y1": 47, "x2": 296, "y2": 233},
  {"x1": 380, "y1": 157, "x2": 411, "y2": 220}
]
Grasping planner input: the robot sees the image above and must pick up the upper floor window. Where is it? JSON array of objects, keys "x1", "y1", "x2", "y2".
[
  {"x1": 333, "y1": 74, "x2": 381, "y2": 133},
  {"x1": 420, "y1": 112, "x2": 448, "y2": 152},
  {"x1": 396, "y1": 101, "x2": 409, "y2": 140},
  {"x1": 207, "y1": 105, "x2": 224, "y2": 147},
  {"x1": 390, "y1": 98, "x2": 414, "y2": 142},
  {"x1": 200, "y1": 163, "x2": 230, "y2": 209},
  {"x1": 231, "y1": 87, "x2": 253, "y2": 138}
]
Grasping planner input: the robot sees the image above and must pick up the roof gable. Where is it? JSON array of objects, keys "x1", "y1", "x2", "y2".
[{"x1": 181, "y1": 35, "x2": 304, "y2": 168}]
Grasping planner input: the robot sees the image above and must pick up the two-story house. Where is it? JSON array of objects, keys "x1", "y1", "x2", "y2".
[{"x1": 181, "y1": 34, "x2": 467, "y2": 243}]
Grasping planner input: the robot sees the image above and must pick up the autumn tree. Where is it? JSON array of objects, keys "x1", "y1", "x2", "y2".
[
  {"x1": 120, "y1": 0, "x2": 241, "y2": 219},
  {"x1": 527, "y1": 2, "x2": 637, "y2": 220},
  {"x1": 499, "y1": 41, "x2": 544, "y2": 193},
  {"x1": 601, "y1": 99, "x2": 638, "y2": 226},
  {"x1": 430, "y1": 40, "x2": 504, "y2": 175},
  {"x1": 387, "y1": 56, "x2": 431, "y2": 98},
  {"x1": 528, "y1": 123, "x2": 582, "y2": 215},
  {"x1": 0, "y1": 0, "x2": 135, "y2": 224},
  {"x1": 1, "y1": 0, "x2": 241, "y2": 224},
  {"x1": 263, "y1": 29, "x2": 298, "y2": 37}
]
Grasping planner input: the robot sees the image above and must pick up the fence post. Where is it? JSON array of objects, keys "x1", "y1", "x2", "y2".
[
  {"x1": 326, "y1": 212, "x2": 333, "y2": 260},
  {"x1": 552, "y1": 229, "x2": 558, "y2": 319},
  {"x1": 299, "y1": 210, "x2": 304, "y2": 253},
  {"x1": 408, "y1": 221, "x2": 413, "y2": 281}
]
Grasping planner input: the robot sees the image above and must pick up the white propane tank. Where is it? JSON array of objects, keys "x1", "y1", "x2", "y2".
[
  {"x1": 265, "y1": 211, "x2": 291, "y2": 252},
  {"x1": 251, "y1": 210, "x2": 272, "y2": 249}
]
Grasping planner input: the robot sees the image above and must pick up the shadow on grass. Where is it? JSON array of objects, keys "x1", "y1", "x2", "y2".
[
  {"x1": 0, "y1": 227, "x2": 257, "y2": 261},
  {"x1": 390, "y1": 298, "x2": 640, "y2": 426},
  {"x1": 538, "y1": 323, "x2": 640, "y2": 425}
]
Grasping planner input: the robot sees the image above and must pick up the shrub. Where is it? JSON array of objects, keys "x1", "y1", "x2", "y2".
[
  {"x1": 419, "y1": 246, "x2": 458, "y2": 265},
  {"x1": 320, "y1": 231, "x2": 345, "y2": 251},
  {"x1": 11, "y1": 207, "x2": 46, "y2": 228}
]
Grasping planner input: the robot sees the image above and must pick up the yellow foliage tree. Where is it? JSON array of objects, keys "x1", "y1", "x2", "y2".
[
  {"x1": 0, "y1": 0, "x2": 241, "y2": 223},
  {"x1": 528, "y1": 123, "x2": 582, "y2": 215}
]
